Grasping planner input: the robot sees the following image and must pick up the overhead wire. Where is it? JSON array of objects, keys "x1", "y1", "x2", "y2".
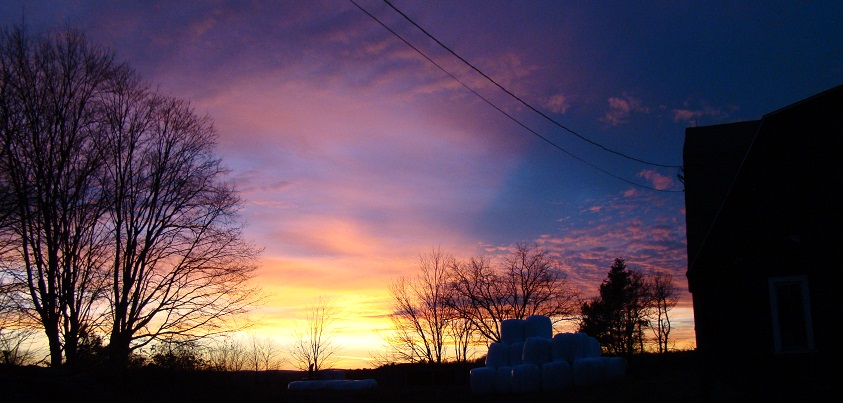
[
  {"x1": 383, "y1": 0, "x2": 682, "y2": 170},
  {"x1": 348, "y1": 0, "x2": 683, "y2": 193}
]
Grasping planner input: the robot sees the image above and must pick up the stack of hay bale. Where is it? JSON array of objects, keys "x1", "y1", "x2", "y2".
[{"x1": 469, "y1": 315, "x2": 627, "y2": 395}]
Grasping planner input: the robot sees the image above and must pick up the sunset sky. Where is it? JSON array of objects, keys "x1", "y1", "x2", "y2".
[{"x1": 2, "y1": 1, "x2": 841, "y2": 369}]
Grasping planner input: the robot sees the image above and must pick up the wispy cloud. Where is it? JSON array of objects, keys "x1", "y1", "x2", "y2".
[
  {"x1": 672, "y1": 106, "x2": 726, "y2": 125},
  {"x1": 670, "y1": 98, "x2": 739, "y2": 125},
  {"x1": 602, "y1": 95, "x2": 649, "y2": 126},
  {"x1": 544, "y1": 93, "x2": 572, "y2": 114},
  {"x1": 637, "y1": 169, "x2": 675, "y2": 190},
  {"x1": 534, "y1": 190, "x2": 687, "y2": 303}
]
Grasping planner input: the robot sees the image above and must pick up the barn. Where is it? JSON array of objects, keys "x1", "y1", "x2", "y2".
[{"x1": 683, "y1": 84, "x2": 842, "y2": 399}]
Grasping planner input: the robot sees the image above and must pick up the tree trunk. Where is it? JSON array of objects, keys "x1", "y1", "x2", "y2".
[
  {"x1": 45, "y1": 327, "x2": 62, "y2": 368},
  {"x1": 64, "y1": 331, "x2": 78, "y2": 367},
  {"x1": 108, "y1": 332, "x2": 132, "y2": 370}
]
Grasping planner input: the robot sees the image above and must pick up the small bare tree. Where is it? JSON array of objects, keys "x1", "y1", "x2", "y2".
[
  {"x1": 385, "y1": 248, "x2": 455, "y2": 363},
  {"x1": 446, "y1": 314, "x2": 478, "y2": 363},
  {"x1": 0, "y1": 265, "x2": 36, "y2": 365},
  {"x1": 0, "y1": 327, "x2": 36, "y2": 365},
  {"x1": 287, "y1": 297, "x2": 339, "y2": 377},
  {"x1": 648, "y1": 272, "x2": 678, "y2": 353},
  {"x1": 149, "y1": 337, "x2": 206, "y2": 371},
  {"x1": 248, "y1": 334, "x2": 283, "y2": 371},
  {"x1": 206, "y1": 336, "x2": 249, "y2": 371}
]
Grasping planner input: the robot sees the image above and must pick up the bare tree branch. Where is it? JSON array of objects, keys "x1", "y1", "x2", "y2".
[
  {"x1": 384, "y1": 248, "x2": 456, "y2": 363},
  {"x1": 449, "y1": 243, "x2": 580, "y2": 344},
  {"x1": 287, "y1": 296, "x2": 340, "y2": 376},
  {"x1": 1, "y1": 26, "x2": 261, "y2": 369},
  {"x1": 0, "y1": 27, "x2": 116, "y2": 367}
]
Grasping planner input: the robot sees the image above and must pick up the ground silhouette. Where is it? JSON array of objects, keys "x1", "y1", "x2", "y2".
[{"x1": 2, "y1": 351, "x2": 706, "y2": 402}]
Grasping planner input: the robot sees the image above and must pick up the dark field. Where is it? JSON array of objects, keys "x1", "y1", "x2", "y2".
[{"x1": 4, "y1": 350, "x2": 833, "y2": 402}]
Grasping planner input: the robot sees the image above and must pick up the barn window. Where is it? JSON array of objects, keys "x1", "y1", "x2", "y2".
[{"x1": 768, "y1": 276, "x2": 814, "y2": 353}]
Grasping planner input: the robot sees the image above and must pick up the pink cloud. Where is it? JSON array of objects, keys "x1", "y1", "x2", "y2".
[
  {"x1": 480, "y1": 51, "x2": 542, "y2": 87},
  {"x1": 672, "y1": 106, "x2": 725, "y2": 124},
  {"x1": 530, "y1": 190, "x2": 688, "y2": 306},
  {"x1": 623, "y1": 188, "x2": 640, "y2": 198},
  {"x1": 188, "y1": 14, "x2": 220, "y2": 38},
  {"x1": 544, "y1": 93, "x2": 572, "y2": 114},
  {"x1": 637, "y1": 169, "x2": 675, "y2": 190},
  {"x1": 602, "y1": 95, "x2": 649, "y2": 126}
]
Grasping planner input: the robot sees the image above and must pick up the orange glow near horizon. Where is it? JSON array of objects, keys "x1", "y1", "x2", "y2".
[{"x1": 248, "y1": 255, "x2": 697, "y2": 370}]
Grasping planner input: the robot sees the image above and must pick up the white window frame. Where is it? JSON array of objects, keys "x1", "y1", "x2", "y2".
[{"x1": 768, "y1": 275, "x2": 814, "y2": 353}]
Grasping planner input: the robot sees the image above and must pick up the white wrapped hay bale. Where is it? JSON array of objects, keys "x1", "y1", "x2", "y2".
[
  {"x1": 500, "y1": 319, "x2": 525, "y2": 344},
  {"x1": 495, "y1": 366, "x2": 514, "y2": 394},
  {"x1": 522, "y1": 336, "x2": 552, "y2": 366},
  {"x1": 572, "y1": 357, "x2": 606, "y2": 387},
  {"x1": 585, "y1": 335, "x2": 602, "y2": 357},
  {"x1": 470, "y1": 367, "x2": 495, "y2": 395},
  {"x1": 524, "y1": 315, "x2": 552, "y2": 339},
  {"x1": 511, "y1": 363, "x2": 542, "y2": 394},
  {"x1": 288, "y1": 380, "x2": 328, "y2": 391},
  {"x1": 508, "y1": 341, "x2": 524, "y2": 366},
  {"x1": 603, "y1": 356, "x2": 627, "y2": 383},
  {"x1": 551, "y1": 332, "x2": 577, "y2": 363},
  {"x1": 571, "y1": 333, "x2": 601, "y2": 361},
  {"x1": 541, "y1": 360, "x2": 573, "y2": 391},
  {"x1": 485, "y1": 342, "x2": 509, "y2": 368}
]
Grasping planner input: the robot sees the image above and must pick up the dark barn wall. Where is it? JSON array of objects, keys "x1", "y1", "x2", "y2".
[
  {"x1": 683, "y1": 121, "x2": 760, "y2": 355},
  {"x1": 719, "y1": 87, "x2": 843, "y2": 357},
  {"x1": 683, "y1": 85, "x2": 843, "y2": 397}
]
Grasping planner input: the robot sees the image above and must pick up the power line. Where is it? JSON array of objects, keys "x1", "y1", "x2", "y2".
[
  {"x1": 348, "y1": 0, "x2": 682, "y2": 193},
  {"x1": 382, "y1": 0, "x2": 682, "y2": 170}
]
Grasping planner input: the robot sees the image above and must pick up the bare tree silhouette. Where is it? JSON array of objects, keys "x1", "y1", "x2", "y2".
[
  {"x1": 449, "y1": 243, "x2": 580, "y2": 343},
  {"x1": 648, "y1": 272, "x2": 678, "y2": 353},
  {"x1": 0, "y1": 26, "x2": 260, "y2": 368},
  {"x1": 385, "y1": 248, "x2": 455, "y2": 363},
  {"x1": 99, "y1": 69, "x2": 260, "y2": 369},
  {"x1": 0, "y1": 27, "x2": 115, "y2": 367},
  {"x1": 287, "y1": 296, "x2": 340, "y2": 377},
  {"x1": 248, "y1": 334, "x2": 283, "y2": 371}
]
